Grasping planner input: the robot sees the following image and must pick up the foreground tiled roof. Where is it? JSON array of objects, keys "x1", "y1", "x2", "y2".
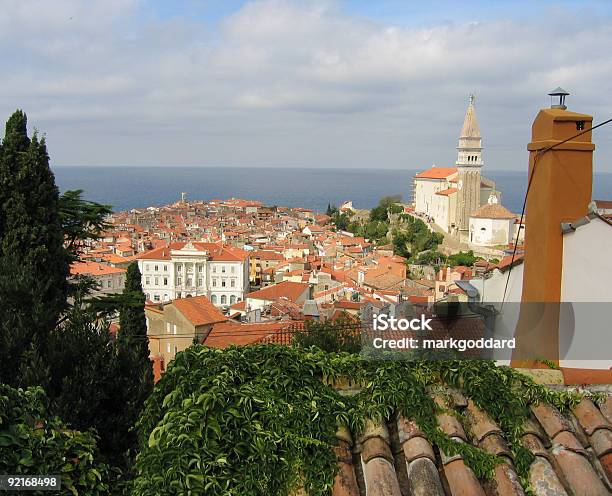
[{"x1": 331, "y1": 388, "x2": 612, "y2": 496}]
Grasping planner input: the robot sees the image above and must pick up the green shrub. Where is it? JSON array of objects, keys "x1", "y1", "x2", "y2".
[
  {"x1": 0, "y1": 384, "x2": 114, "y2": 495},
  {"x1": 293, "y1": 315, "x2": 361, "y2": 353}
]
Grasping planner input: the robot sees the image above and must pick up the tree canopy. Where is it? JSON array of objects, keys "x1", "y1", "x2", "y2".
[{"x1": 0, "y1": 110, "x2": 69, "y2": 386}]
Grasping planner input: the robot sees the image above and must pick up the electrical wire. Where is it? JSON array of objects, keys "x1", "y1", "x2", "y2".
[{"x1": 499, "y1": 116, "x2": 612, "y2": 308}]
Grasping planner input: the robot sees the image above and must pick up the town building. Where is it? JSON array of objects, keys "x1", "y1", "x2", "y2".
[
  {"x1": 468, "y1": 193, "x2": 516, "y2": 247},
  {"x1": 136, "y1": 241, "x2": 250, "y2": 307},
  {"x1": 413, "y1": 96, "x2": 496, "y2": 235},
  {"x1": 245, "y1": 280, "x2": 311, "y2": 313},
  {"x1": 146, "y1": 295, "x2": 228, "y2": 365},
  {"x1": 70, "y1": 261, "x2": 126, "y2": 296}
]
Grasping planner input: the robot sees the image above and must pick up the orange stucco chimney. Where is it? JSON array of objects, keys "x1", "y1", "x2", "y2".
[
  {"x1": 512, "y1": 94, "x2": 595, "y2": 367},
  {"x1": 522, "y1": 106, "x2": 594, "y2": 301}
]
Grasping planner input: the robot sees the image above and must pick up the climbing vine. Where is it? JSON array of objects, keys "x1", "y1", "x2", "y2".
[
  {"x1": 0, "y1": 385, "x2": 115, "y2": 495},
  {"x1": 133, "y1": 345, "x2": 587, "y2": 495}
]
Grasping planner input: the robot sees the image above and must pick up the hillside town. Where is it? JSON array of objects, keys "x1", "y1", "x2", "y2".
[
  {"x1": 4, "y1": 0, "x2": 612, "y2": 493},
  {"x1": 72, "y1": 94, "x2": 612, "y2": 377}
]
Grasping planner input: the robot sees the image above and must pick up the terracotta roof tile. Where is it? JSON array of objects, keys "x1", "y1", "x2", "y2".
[
  {"x1": 204, "y1": 321, "x2": 292, "y2": 348},
  {"x1": 552, "y1": 444, "x2": 609, "y2": 495},
  {"x1": 358, "y1": 421, "x2": 402, "y2": 496},
  {"x1": 466, "y1": 399, "x2": 504, "y2": 441},
  {"x1": 471, "y1": 203, "x2": 517, "y2": 220},
  {"x1": 70, "y1": 261, "x2": 126, "y2": 276},
  {"x1": 571, "y1": 398, "x2": 611, "y2": 436},
  {"x1": 436, "y1": 187, "x2": 458, "y2": 196},
  {"x1": 246, "y1": 280, "x2": 310, "y2": 303},
  {"x1": 415, "y1": 167, "x2": 458, "y2": 179},
  {"x1": 590, "y1": 427, "x2": 612, "y2": 458},
  {"x1": 531, "y1": 403, "x2": 574, "y2": 439},
  {"x1": 172, "y1": 296, "x2": 228, "y2": 326},
  {"x1": 486, "y1": 463, "x2": 525, "y2": 496},
  {"x1": 333, "y1": 438, "x2": 360, "y2": 496},
  {"x1": 322, "y1": 383, "x2": 612, "y2": 496},
  {"x1": 443, "y1": 458, "x2": 486, "y2": 496},
  {"x1": 528, "y1": 456, "x2": 567, "y2": 495},
  {"x1": 601, "y1": 452, "x2": 612, "y2": 484}
]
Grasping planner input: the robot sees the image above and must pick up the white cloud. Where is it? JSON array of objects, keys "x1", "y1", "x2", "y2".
[{"x1": 0, "y1": 0, "x2": 611, "y2": 170}]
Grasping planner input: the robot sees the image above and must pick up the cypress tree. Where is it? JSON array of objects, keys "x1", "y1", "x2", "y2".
[
  {"x1": 0, "y1": 110, "x2": 69, "y2": 385},
  {"x1": 116, "y1": 262, "x2": 153, "y2": 459}
]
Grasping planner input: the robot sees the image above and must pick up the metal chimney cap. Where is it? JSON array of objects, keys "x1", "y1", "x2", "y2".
[
  {"x1": 548, "y1": 86, "x2": 569, "y2": 97},
  {"x1": 548, "y1": 87, "x2": 569, "y2": 109}
]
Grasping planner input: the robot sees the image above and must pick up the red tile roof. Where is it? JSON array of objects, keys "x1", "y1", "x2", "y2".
[
  {"x1": 229, "y1": 300, "x2": 246, "y2": 311},
  {"x1": 436, "y1": 187, "x2": 458, "y2": 196},
  {"x1": 496, "y1": 253, "x2": 525, "y2": 272},
  {"x1": 136, "y1": 242, "x2": 249, "y2": 261},
  {"x1": 334, "y1": 300, "x2": 361, "y2": 310},
  {"x1": 471, "y1": 203, "x2": 516, "y2": 219},
  {"x1": 415, "y1": 167, "x2": 457, "y2": 179},
  {"x1": 204, "y1": 321, "x2": 292, "y2": 348},
  {"x1": 172, "y1": 296, "x2": 228, "y2": 326},
  {"x1": 252, "y1": 250, "x2": 285, "y2": 261},
  {"x1": 246, "y1": 281, "x2": 310, "y2": 303},
  {"x1": 70, "y1": 261, "x2": 126, "y2": 276}
]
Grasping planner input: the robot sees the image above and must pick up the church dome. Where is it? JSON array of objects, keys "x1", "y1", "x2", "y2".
[{"x1": 470, "y1": 203, "x2": 516, "y2": 220}]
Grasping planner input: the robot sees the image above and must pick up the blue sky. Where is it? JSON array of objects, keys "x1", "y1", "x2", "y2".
[
  {"x1": 143, "y1": 0, "x2": 612, "y2": 25},
  {"x1": 0, "y1": 0, "x2": 611, "y2": 171}
]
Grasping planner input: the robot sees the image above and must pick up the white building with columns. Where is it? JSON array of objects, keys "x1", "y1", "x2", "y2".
[
  {"x1": 413, "y1": 96, "x2": 495, "y2": 234},
  {"x1": 136, "y1": 241, "x2": 250, "y2": 307}
]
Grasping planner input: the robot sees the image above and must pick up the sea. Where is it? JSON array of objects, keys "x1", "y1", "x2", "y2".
[{"x1": 52, "y1": 166, "x2": 612, "y2": 215}]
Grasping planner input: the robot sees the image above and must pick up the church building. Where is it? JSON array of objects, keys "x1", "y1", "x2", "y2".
[{"x1": 412, "y1": 96, "x2": 496, "y2": 236}]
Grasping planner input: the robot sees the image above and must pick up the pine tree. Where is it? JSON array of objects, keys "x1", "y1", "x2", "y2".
[
  {"x1": 116, "y1": 262, "x2": 154, "y2": 460},
  {"x1": 0, "y1": 110, "x2": 69, "y2": 385}
]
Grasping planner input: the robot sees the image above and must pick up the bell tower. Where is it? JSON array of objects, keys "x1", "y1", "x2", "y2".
[{"x1": 456, "y1": 94, "x2": 483, "y2": 232}]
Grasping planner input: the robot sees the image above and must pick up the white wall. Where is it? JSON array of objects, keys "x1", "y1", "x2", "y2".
[
  {"x1": 431, "y1": 193, "x2": 451, "y2": 232},
  {"x1": 140, "y1": 257, "x2": 249, "y2": 305},
  {"x1": 414, "y1": 178, "x2": 448, "y2": 217},
  {"x1": 469, "y1": 217, "x2": 514, "y2": 246},
  {"x1": 560, "y1": 217, "x2": 612, "y2": 369},
  {"x1": 470, "y1": 263, "x2": 523, "y2": 364}
]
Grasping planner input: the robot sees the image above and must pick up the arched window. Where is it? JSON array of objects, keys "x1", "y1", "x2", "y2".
[
  {"x1": 230, "y1": 295, "x2": 236, "y2": 305},
  {"x1": 211, "y1": 295, "x2": 217, "y2": 304},
  {"x1": 221, "y1": 295, "x2": 227, "y2": 305}
]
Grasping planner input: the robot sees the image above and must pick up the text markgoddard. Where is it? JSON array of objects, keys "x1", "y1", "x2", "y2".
[{"x1": 373, "y1": 314, "x2": 433, "y2": 332}]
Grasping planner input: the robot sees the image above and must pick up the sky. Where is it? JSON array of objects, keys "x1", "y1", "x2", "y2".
[{"x1": 1, "y1": 0, "x2": 612, "y2": 171}]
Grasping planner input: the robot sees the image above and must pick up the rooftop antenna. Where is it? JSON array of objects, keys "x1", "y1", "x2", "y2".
[{"x1": 548, "y1": 87, "x2": 569, "y2": 110}]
